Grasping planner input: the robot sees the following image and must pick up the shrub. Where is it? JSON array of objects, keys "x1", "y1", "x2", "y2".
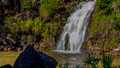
[
  {"x1": 96, "y1": 0, "x2": 113, "y2": 14},
  {"x1": 113, "y1": 19, "x2": 120, "y2": 31},
  {"x1": 4, "y1": 16, "x2": 14, "y2": 24},
  {"x1": 32, "y1": 19, "x2": 44, "y2": 35},
  {"x1": 8, "y1": 27, "x2": 18, "y2": 38},
  {"x1": 85, "y1": 55, "x2": 101, "y2": 68},
  {"x1": 102, "y1": 51, "x2": 113, "y2": 68},
  {"x1": 85, "y1": 50, "x2": 113, "y2": 68},
  {"x1": 16, "y1": 19, "x2": 45, "y2": 35},
  {"x1": 42, "y1": 26, "x2": 55, "y2": 39},
  {"x1": 39, "y1": 0, "x2": 62, "y2": 17},
  {"x1": 21, "y1": 0, "x2": 33, "y2": 9}
]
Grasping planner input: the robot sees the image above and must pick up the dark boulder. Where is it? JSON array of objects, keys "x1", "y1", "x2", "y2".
[
  {"x1": 36, "y1": 51, "x2": 58, "y2": 68},
  {"x1": 13, "y1": 45, "x2": 38, "y2": 68},
  {"x1": 14, "y1": 45, "x2": 58, "y2": 68},
  {"x1": 0, "y1": 64, "x2": 13, "y2": 68}
]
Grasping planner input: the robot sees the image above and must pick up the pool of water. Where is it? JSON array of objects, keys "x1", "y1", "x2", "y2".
[
  {"x1": 56, "y1": 53, "x2": 87, "y2": 67},
  {"x1": 1, "y1": 51, "x2": 120, "y2": 67},
  {"x1": 43, "y1": 50, "x2": 120, "y2": 67},
  {"x1": 43, "y1": 50, "x2": 87, "y2": 67}
]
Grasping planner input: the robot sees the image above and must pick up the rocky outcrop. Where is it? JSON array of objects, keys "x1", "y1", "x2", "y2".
[
  {"x1": 0, "y1": 0, "x2": 21, "y2": 12},
  {"x1": 0, "y1": 0, "x2": 84, "y2": 51},
  {"x1": 14, "y1": 10, "x2": 39, "y2": 20},
  {"x1": 0, "y1": 0, "x2": 21, "y2": 23},
  {"x1": 14, "y1": 45, "x2": 58, "y2": 68},
  {"x1": 53, "y1": 1, "x2": 78, "y2": 21}
]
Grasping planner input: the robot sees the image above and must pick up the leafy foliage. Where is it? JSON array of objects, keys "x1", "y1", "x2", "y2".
[
  {"x1": 4, "y1": 16, "x2": 14, "y2": 24},
  {"x1": 96, "y1": 0, "x2": 113, "y2": 14},
  {"x1": 102, "y1": 50, "x2": 113, "y2": 68},
  {"x1": 85, "y1": 55, "x2": 101, "y2": 68},
  {"x1": 85, "y1": 50, "x2": 113, "y2": 68},
  {"x1": 16, "y1": 19, "x2": 44, "y2": 35},
  {"x1": 113, "y1": 19, "x2": 120, "y2": 31},
  {"x1": 21, "y1": 0, "x2": 33, "y2": 9},
  {"x1": 39, "y1": 0, "x2": 62, "y2": 17}
]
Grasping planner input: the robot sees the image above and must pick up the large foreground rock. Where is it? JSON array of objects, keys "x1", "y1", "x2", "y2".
[
  {"x1": 37, "y1": 51, "x2": 58, "y2": 68},
  {"x1": 13, "y1": 45, "x2": 58, "y2": 68},
  {"x1": 0, "y1": 64, "x2": 13, "y2": 68}
]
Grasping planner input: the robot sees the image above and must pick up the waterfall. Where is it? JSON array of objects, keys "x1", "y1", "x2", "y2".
[{"x1": 55, "y1": 0, "x2": 96, "y2": 53}]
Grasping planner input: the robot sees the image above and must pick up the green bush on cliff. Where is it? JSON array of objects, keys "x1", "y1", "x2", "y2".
[
  {"x1": 113, "y1": 19, "x2": 120, "y2": 32},
  {"x1": 21, "y1": 0, "x2": 33, "y2": 9},
  {"x1": 16, "y1": 19, "x2": 44, "y2": 35},
  {"x1": 39, "y1": 0, "x2": 62, "y2": 17},
  {"x1": 4, "y1": 16, "x2": 14, "y2": 24},
  {"x1": 96, "y1": 0, "x2": 113, "y2": 14},
  {"x1": 32, "y1": 19, "x2": 44, "y2": 35}
]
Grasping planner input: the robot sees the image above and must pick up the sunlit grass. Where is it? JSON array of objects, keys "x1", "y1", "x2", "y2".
[{"x1": 0, "y1": 51, "x2": 21, "y2": 66}]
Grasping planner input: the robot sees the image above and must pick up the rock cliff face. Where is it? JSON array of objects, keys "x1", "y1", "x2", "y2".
[
  {"x1": 0, "y1": 0, "x2": 83, "y2": 51},
  {"x1": 81, "y1": 0, "x2": 120, "y2": 54},
  {"x1": 2, "y1": 0, "x2": 119, "y2": 54},
  {"x1": 0, "y1": 0, "x2": 21, "y2": 22}
]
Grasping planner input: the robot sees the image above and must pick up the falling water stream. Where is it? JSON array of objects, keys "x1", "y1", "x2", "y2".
[{"x1": 55, "y1": 0, "x2": 96, "y2": 53}]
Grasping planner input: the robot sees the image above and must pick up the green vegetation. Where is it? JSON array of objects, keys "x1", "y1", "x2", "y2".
[
  {"x1": 85, "y1": 0, "x2": 120, "y2": 51},
  {"x1": 85, "y1": 55, "x2": 101, "y2": 68},
  {"x1": 4, "y1": 16, "x2": 14, "y2": 24},
  {"x1": 85, "y1": 50, "x2": 113, "y2": 68},
  {"x1": 16, "y1": 19, "x2": 44, "y2": 35},
  {"x1": 4, "y1": 0, "x2": 88, "y2": 41},
  {"x1": 109, "y1": 38, "x2": 119, "y2": 49},
  {"x1": 4, "y1": 0, "x2": 68, "y2": 40},
  {"x1": 4, "y1": 17, "x2": 61, "y2": 39},
  {"x1": 113, "y1": 19, "x2": 120, "y2": 31},
  {"x1": 39, "y1": 0, "x2": 62, "y2": 17},
  {"x1": 102, "y1": 55, "x2": 113, "y2": 68},
  {"x1": 96, "y1": 0, "x2": 113, "y2": 14},
  {"x1": 57, "y1": 64, "x2": 69, "y2": 68},
  {"x1": 21, "y1": 0, "x2": 33, "y2": 9}
]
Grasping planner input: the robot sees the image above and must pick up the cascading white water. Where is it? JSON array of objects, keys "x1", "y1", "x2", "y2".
[{"x1": 55, "y1": 0, "x2": 96, "y2": 53}]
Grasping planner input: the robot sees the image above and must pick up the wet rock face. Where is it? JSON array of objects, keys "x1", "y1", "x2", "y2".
[{"x1": 14, "y1": 45, "x2": 58, "y2": 68}]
